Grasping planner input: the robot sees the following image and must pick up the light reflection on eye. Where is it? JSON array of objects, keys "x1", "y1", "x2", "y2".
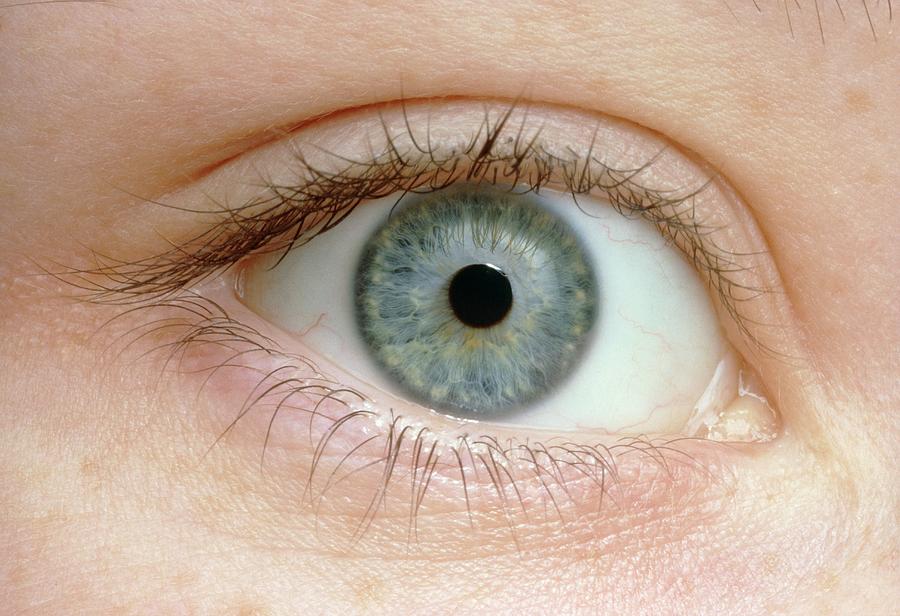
[{"x1": 241, "y1": 182, "x2": 771, "y2": 436}]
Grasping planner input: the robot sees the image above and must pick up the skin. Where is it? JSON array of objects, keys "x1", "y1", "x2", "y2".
[{"x1": 1, "y1": 1, "x2": 898, "y2": 614}]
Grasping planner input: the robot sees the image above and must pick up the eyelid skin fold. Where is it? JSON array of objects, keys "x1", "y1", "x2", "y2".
[
  {"x1": 77, "y1": 99, "x2": 789, "y2": 353},
  {"x1": 61, "y1": 98, "x2": 794, "y2": 551}
]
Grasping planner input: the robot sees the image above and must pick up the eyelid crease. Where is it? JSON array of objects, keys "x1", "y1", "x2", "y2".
[{"x1": 58, "y1": 98, "x2": 771, "y2": 352}]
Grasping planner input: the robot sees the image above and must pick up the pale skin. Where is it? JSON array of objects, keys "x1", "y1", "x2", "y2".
[{"x1": 1, "y1": 1, "x2": 898, "y2": 614}]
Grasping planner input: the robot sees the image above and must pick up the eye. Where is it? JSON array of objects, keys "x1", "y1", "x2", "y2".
[
  {"x1": 62, "y1": 98, "x2": 787, "y2": 549},
  {"x1": 244, "y1": 184, "x2": 736, "y2": 434},
  {"x1": 222, "y1": 101, "x2": 778, "y2": 440}
]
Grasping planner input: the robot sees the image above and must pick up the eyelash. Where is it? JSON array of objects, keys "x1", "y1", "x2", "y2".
[
  {"x1": 71, "y1": 102, "x2": 756, "y2": 333},
  {"x1": 56, "y1": 100, "x2": 750, "y2": 547}
]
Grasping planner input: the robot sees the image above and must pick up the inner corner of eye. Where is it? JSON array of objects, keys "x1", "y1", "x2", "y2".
[{"x1": 237, "y1": 184, "x2": 777, "y2": 442}]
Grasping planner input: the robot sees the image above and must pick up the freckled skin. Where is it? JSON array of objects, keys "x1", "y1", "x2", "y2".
[
  {"x1": 844, "y1": 88, "x2": 874, "y2": 114},
  {"x1": 0, "y1": 1, "x2": 897, "y2": 614}
]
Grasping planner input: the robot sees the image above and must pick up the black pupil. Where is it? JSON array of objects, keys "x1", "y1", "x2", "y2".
[{"x1": 448, "y1": 263, "x2": 514, "y2": 328}]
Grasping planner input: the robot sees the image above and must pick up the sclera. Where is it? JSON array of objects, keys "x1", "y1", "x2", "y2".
[{"x1": 241, "y1": 187, "x2": 737, "y2": 434}]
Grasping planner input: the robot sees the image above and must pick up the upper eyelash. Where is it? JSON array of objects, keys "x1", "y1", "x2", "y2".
[{"x1": 60, "y1": 100, "x2": 765, "y2": 346}]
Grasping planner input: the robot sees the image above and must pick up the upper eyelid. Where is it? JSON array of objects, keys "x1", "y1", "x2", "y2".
[{"x1": 59, "y1": 99, "x2": 776, "y2": 348}]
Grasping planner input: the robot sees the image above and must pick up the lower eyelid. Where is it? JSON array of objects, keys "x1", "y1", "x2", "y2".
[{"x1": 144, "y1": 279, "x2": 743, "y2": 552}]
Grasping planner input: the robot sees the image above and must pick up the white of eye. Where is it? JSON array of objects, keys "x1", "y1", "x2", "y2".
[{"x1": 241, "y1": 189, "x2": 743, "y2": 434}]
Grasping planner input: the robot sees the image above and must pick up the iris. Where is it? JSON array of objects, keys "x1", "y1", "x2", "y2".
[{"x1": 354, "y1": 189, "x2": 597, "y2": 417}]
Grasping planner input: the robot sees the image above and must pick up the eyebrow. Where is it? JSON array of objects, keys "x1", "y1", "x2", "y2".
[{"x1": 725, "y1": 0, "x2": 893, "y2": 42}]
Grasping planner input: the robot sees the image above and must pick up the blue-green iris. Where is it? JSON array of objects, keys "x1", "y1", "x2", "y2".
[{"x1": 354, "y1": 189, "x2": 597, "y2": 417}]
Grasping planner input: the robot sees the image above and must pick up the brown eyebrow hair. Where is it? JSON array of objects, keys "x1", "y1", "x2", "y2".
[{"x1": 724, "y1": 0, "x2": 894, "y2": 42}]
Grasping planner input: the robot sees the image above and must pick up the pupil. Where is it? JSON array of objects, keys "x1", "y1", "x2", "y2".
[{"x1": 448, "y1": 263, "x2": 514, "y2": 328}]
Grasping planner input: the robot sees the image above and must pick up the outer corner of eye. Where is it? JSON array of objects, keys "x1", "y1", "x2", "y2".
[{"x1": 234, "y1": 111, "x2": 781, "y2": 445}]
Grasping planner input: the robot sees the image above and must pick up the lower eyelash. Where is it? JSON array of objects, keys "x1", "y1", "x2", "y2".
[{"x1": 100, "y1": 290, "x2": 732, "y2": 551}]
